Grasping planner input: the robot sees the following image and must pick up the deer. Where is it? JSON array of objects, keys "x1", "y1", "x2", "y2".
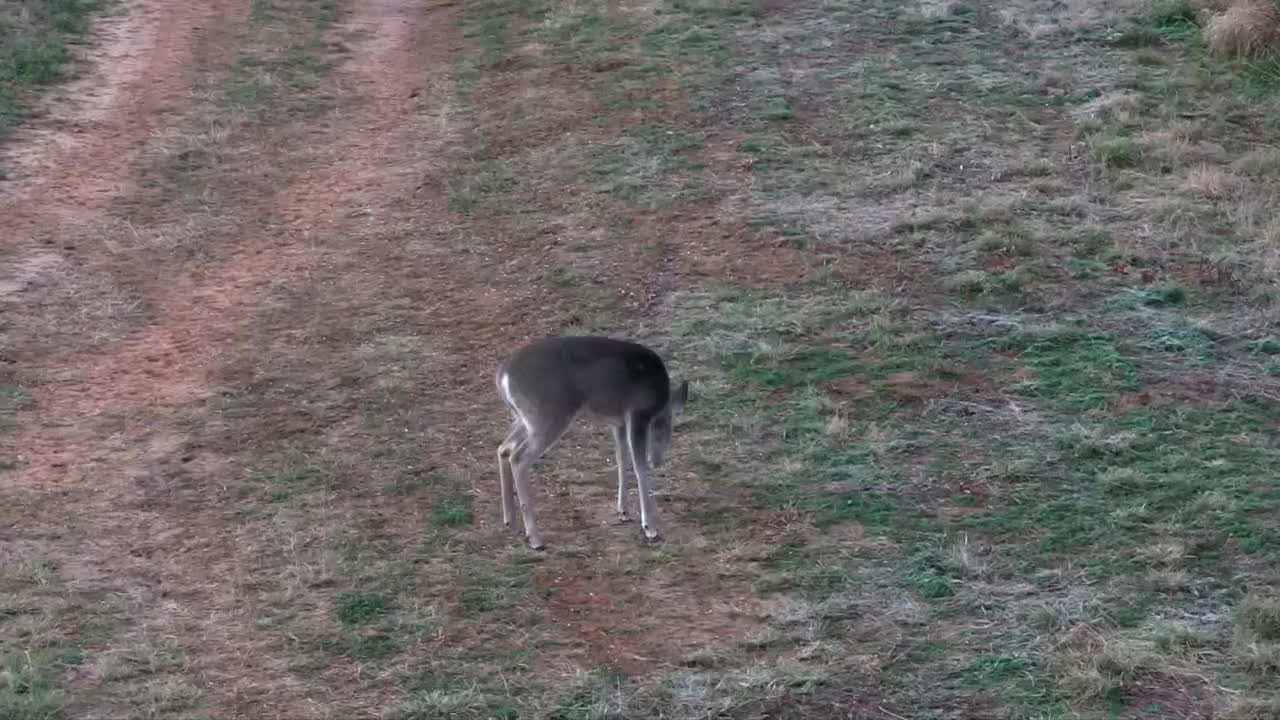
[{"x1": 494, "y1": 336, "x2": 689, "y2": 550}]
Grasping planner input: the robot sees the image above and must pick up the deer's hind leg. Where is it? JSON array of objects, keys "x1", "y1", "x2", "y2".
[
  {"x1": 611, "y1": 424, "x2": 631, "y2": 521},
  {"x1": 497, "y1": 420, "x2": 524, "y2": 527},
  {"x1": 507, "y1": 410, "x2": 575, "y2": 550}
]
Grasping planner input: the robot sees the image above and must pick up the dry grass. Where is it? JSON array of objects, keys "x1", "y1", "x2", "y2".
[
  {"x1": 1038, "y1": 70, "x2": 1073, "y2": 96},
  {"x1": 945, "y1": 534, "x2": 992, "y2": 579},
  {"x1": 1143, "y1": 569, "x2": 1193, "y2": 592},
  {"x1": 1136, "y1": 540, "x2": 1188, "y2": 566},
  {"x1": 1052, "y1": 626, "x2": 1156, "y2": 701},
  {"x1": 1226, "y1": 695, "x2": 1280, "y2": 720},
  {"x1": 1072, "y1": 90, "x2": 1144, "y2": 126},
  {"x1": 1206, "y1": 0, "x2": 1280, "y2": 58},
  {"x1": 97, "y1": 213, "x2": 241, "y2": 257},
  {"x1": 1234, "y1": 146, "x2": 1280, "y2": 176},
  {"x1": 915, "y1": 0, "x2": 966, "y2": 19},
  {"x1": 1238, "y1": 592, "x2": 1280, "y2": 642},
  {"x1": 0, "y1": 250, "x2": 142, "y2": 356},
  {"x1": 1234, "y1": 639, "x2": 1280, "y2": 674},
  {"x1": 999, "y1": 0, "x2": 1156, "y2": 36},
  {"x1": 1182, "y1": 163, "x2": 1240, "y2": 198}
]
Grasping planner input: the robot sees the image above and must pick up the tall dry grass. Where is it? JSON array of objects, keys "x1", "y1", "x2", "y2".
[{"x1": 1205, "y1": 0, "x2": 1280, "y2": 58}]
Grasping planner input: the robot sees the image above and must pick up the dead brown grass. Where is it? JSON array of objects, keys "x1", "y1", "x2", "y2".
[
  {"x1": 1136, "y1": 540, "x2": 1188, "y2": 566},
  {"x1": 1139, "y1": 126, "x2": 1198, "y2": 167},
  {"x1": 1053, "y1": 625, "x2": 1155, "y2": 701},
  {"x1": 1073, "y1": 90, "x2": 1144, "y2": 126},
  {"x1": 1000, "y1": 0, "x2": 1159, "y2": 36},
  {"x1": 915, "y1": 0, "x2": 965, "y2": 18},
  {"x1": 1206, "y1": 0, "x2": 1280, "y2": 58},
  {"x1": 1143, "y1": 569, "x2": 1193, "y2": 592},
  {"x1": 1226, "y1": 696, "x2": 1280, "y2": 720},
  {"x1": 1234, "y1": 638, "x2": 1280, "y2": 674},
  {"x1": 1238, "y1": 592, "x2": 1280, "y2": 642},
  {"x1": 1182, "y1": 163, "x2": 1239, "y2": 198},
  {"x1": 1234, "y1": 146, "x2": 1280, "y2": 176}
]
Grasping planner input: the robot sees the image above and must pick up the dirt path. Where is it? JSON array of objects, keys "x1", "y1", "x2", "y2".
[
  {"x1": 1, "y1": 0, "x2": 244, "y2": 215},
  {"x1": 1, "y1": 0, "x2": 463, "y2": 715},
  {"x1": 0, "y1": 0, "x2": 247, "y2": 336}
]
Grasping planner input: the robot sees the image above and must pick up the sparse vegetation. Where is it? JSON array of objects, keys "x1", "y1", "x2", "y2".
[{"x1": 6, "y1": 0, "x2": 1280, "y2": 716}]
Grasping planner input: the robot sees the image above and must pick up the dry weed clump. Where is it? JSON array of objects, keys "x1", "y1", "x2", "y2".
[
  {"x1": 1233, "y1": 146, "x2": 1280, "y2": 176},
  {"x1": 1072, "y1": 91, "x2": 1144, "y2": 126},
  {"x1": 916, "y1": 0, "x2": 965, "y2": 18},
  {"x1": 1226, "y1": 695, "x2": 1280, "y2": 720},
  {"x1": 1205, "y1": 0, "x2": 1280, "y2": 58},
  {"x1": 1052, "y1": 625, "x2": 1156, "y2": 701},
  {"x1": 1238, "y1": 592, "x2": 1280, "y2": 642},
  {"x1": 1182, "y1": 163, "x2": 1240, "y2": 198}
]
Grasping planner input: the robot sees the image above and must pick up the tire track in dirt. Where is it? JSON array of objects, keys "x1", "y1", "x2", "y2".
[
  {"x1": 0, "y1": 1, "x2": 249, "y2": 358},
  {"x1": 2, "y1": 0, "x2": 463, "y2": 716},
  {"x1": 0, "y1": 0, "x2": 247, "y2": 272},
  {"x1": 1, "y1": 0, "x2": 244, "y2": 209}
]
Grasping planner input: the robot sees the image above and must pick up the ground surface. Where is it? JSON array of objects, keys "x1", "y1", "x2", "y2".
[{"x1": 3, "y1": 0, "x2": 1280, "y2": 718}]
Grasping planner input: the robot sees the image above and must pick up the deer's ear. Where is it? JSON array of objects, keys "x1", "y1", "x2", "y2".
[{"x1": 671, "y1": 380, "x2": 689, "y2": 412}]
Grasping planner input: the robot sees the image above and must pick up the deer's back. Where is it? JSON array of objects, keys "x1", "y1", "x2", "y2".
[{"x1": 499, "y1": 336, "x2": 672, "y2": 422}]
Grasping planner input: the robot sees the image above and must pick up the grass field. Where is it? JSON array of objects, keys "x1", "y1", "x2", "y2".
[
  {"x1": 434, "y1": 0, "x2": 1280, "y2": 715},
  {"x1": 4, "y1": 0, "x2": 1280, "y2": 717}
]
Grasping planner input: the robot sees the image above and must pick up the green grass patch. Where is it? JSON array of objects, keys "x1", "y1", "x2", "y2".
[
  {"x1": 724, "y1": 347, "x2": 864, "y2": 390},
  {"x1": 1, "y1": 559, "x2": 129, "y2": 720},
  {"x1": 943, "y1": 268, "x2": 1027, "y2": 296},
  {"x1": 903, "y1": 547, "x2": 957, "y2": 600},
  {"x1": 961, "y1": 399, "x2": 1280, "y2": 578},
  {"x1": 433, "y1": 495, "x2": 474, "y2": 527},
  {"x1": 1241, "y1": 56, "x2": 1280, "y2": 99},
  {"x1": 0, "y1": 0, "x2": 106, "y2": 150},
  {"x1": 1140, "y1": 320, "x2": 1218, "y2": 365},
  {"x1": 0, "y1": 649, "x2": 65, "y2": 720},
  {"x1": 1100, "y1": 284, "x2": 1188, "y2": 311},
  {"x1": 1091, "y1": 129, "x2": 1141, "y2": 167},
  {"x1": 335, "y1": 592, "x2": 392, "y2": 626},
  {"x1": 1150, "y1": 0, "x2": 1199, "y2": 42},
  {"x1": 991, "y1": 329, "x2": 1138, "y2": 411},
  {"x1": 0, "y1": 385, "x2": 36, "y2": 432},
  {"x1": 319, "y1": 631, "x2": 400, "y2": 661},
  {"x1": 587, "y1": 126, "x2": 707, "y2": 208}
]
